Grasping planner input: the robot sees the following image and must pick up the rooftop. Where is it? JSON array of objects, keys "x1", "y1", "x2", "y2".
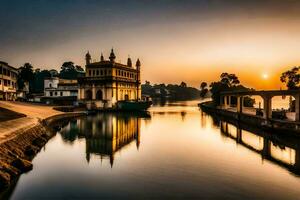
[{"x1": 0, "y1": 61, "x2": 18, "y2": 71}]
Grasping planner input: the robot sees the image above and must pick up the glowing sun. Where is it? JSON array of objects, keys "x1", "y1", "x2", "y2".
[{"x1": 262, "y1": 73, "x2": 269, "y2": 79}]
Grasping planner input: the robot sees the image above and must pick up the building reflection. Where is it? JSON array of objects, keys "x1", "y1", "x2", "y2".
[
  {"x1": 220, "y1": 121, "x2": 300, "y2": 175},
  {"x1": 59, "y1": 112, "x2": 148, "y2": 167}
]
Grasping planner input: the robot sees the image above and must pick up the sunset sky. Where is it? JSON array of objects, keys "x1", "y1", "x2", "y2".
[{"x1": 1, "y1": 0, "x2": 300, "y2": 89}]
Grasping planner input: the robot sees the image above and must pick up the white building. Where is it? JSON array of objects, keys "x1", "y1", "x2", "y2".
[{"x1": 44, "y1": 77, "x2": 78, "y2": 105}]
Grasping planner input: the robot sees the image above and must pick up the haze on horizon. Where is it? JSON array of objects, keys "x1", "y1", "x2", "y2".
[{"x1": 1, "y1": 0, "x2": 300, "y2": 89}]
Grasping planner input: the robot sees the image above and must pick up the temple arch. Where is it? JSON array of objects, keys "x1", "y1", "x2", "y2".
[
  {"x1": 85, "y1": 90, "x2": 92, "y2": 100},
  {"x1": 96, "y1": 90, "x2": 103, "y2": 100}
]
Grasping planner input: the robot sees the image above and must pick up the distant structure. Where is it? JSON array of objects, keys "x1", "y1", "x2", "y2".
[
  {"x1": 43, "y1": 77, "x2": 78, "y2": 105},
  {"x1": 0, "y1": 61, "x2": 18, "y2": 100},
  {"x1": 78, "y1": 49, "x2": 141, "y2": 109}
]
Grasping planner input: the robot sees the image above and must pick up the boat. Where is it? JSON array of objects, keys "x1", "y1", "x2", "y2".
[{"x1": 117, "y1": 100, "x2": 152, "y2": 111}]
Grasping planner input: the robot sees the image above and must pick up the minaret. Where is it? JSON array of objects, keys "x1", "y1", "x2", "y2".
[
  {"x1": 136, "y1": 58, "x2": 141, "y2": 100},
  {"x1": 109, "y1": 48, "x2": 116, "y2": 63},
  {"x1": 100, "y1": 52, "x2": 104, "y2": 62},
  {"x1": 85, "y1": 51, "x2": 91, "y2": 65},
  {"x1": 127, "y1": 56, "x2": 132, "y2": 67},
  {"x1": 136, "y1": 58, "x2": 141, "y2": 72}
]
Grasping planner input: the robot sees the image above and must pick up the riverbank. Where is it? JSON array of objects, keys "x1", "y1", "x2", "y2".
[
  {"x1": 0, "y1": 101, "x2": 86, "y2": 190},
  {"x1": 199, "y1": 101, "x2": 300, "y2": 136}
]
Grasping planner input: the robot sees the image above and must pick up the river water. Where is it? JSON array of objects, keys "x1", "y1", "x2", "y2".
[{"x1": 4, "y1": 100, "x2": 300, "y2": 199}]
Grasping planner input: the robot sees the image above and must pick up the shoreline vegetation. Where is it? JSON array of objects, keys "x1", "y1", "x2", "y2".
[
  {"x1": 0, "y1": 102, "x2": 85, "y2": 191},
  {"x1": 141, "y1": 81, "x2": 200, "y2": 100}
]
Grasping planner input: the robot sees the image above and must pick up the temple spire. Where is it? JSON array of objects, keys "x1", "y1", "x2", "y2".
[
  {"x1": 127, "y1": 55, "x2": 132, "y2": 67},
  {"x1": 109, "y1": 48, "x2": 116, "y2": 63},
  {"x1": 85, "y1": 51, "x2": 91, "y2": 65},
  {"x1": 100, "y1": 52, "x2": 104, "y2": 62},
  {"x1": 136, "y1": 58, "x2": 141, "y2": 70}
]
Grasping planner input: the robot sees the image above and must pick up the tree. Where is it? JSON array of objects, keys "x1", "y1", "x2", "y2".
[
  {"x1": 280, "y1": 67, "x2": 300, "y2": 90},
  {"x1": 75, "y1": 65, "x2": 84, "y2": 72},
  {"x1": 220, "y1": 73, "x2": 240, "y2": 87},
  {"x1": 180, "y1": 81, "x2": 187, "y2": 88},
  {"x1": 17, "y1": 63, "x2": 34, "y2": 90},
  {"x1": 141, "y1": 82, "x2": 199, "y2": 100},
  {"x1": 209, "y1": 73, "x2": 253, "y2": 106},
  {"x1": 209, "y1": 81, "x2": 228, "y2": 105},
  {"x1": 19, "y1": 63, "x2": 34, "y2": 82},
  {"x1": 30, "y1": 70, "x2": 51, "y2": 93},
  {"x1": 200, "y1": 82, "x2": 208, "y2": 98},
  {"x1": 200, "y1": 82, "x2": 207, "y2": 89},
  {"x1": 49, "y1": 69, "x2": 59, "y2": 77},
  {"x1": 61, "y1": 61, "x2": 75, "y2": 71},
  {"x1": 60, "y1": 61, "x2": 84, "y2": 79}
]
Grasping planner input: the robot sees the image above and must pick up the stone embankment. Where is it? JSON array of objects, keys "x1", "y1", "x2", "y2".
[{"x1": 0, "y1": 101, "x2": 86, "y2": 190}]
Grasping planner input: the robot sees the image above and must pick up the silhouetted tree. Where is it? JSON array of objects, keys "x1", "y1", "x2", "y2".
[
  {"x1": 141, "y1": 81, "x2": 155, "y2": 96},
  {"x1": 75, "y1": 65, "x2": 84, "y2": 72},
  {"x1": 220, "y1": 73, "x2": 240, "y2": 87},
  {"x1": 180, "y1": 81, "x2": 187, "y2": 88},
  {"x1": 210, "y1": 73, "x2": 254, "y2": 106},
  {"x1": 30, "y1": 69, "x2": 51, "y2": 93},
  {"x1": 141, "y1": 82, "x2": 199, "y2": 100},
  {"x1": 49, "y1": 69, "x2": 59, "y2": 77},
  {"x1": 17, "y1": 63, "x2": 34, "y2": 90},
  {"x1": 280, "y1": 66, "x2": 300, "y2": 90},
  {"x1": 200, "y1": 82, "x2": 208, "y2": 98},
  {"x1": 210, "y1": 81, "x2": 228, "y2": 105},
  {"x1": 60, "y1": 61, "x2": 84, "y2": 79}
]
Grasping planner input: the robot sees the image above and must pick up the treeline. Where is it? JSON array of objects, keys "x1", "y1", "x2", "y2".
[
  {"x1": 201, "y1": 73, "x2": 255, "y2": 107},
  {"x1": 18, "y1": 62, "x2": 85, "y2": 94},
  {"x1": 142, "y1": 81, "x2": 200, "y2": 100}
]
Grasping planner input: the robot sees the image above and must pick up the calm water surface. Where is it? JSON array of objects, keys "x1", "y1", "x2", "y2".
[{"x1": 4, "y1": 100, "x2": 300, "y2": 199}]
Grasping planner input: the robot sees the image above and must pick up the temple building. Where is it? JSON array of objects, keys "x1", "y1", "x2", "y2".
[{"x1": 78, "y1": 49, "x2": 141, "y2": 109}]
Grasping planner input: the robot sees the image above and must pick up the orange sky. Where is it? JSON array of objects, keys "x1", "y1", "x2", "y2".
[{"x1": 1, "y1": 1, "x2": 300, "y2": 90}]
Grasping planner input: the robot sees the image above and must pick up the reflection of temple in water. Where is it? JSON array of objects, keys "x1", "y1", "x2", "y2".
[
  {"x1": 220, "y1": 121, "x2": 300, "y2": 175},
  {"x1": 60, "y1": 113, "x2": 141, "y2": 167}
]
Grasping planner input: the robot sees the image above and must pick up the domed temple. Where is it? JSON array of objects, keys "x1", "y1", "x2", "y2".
[{"x1": 78, "y1": 49, "x2": 141, "y2": 109}]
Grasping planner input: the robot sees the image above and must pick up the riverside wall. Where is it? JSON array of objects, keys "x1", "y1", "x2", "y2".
[
  {"x1": 199, "y1": 101, "x2": 300, "y2": 137},
  {"x1": 0, "y1": 112, "x2": 85, "y2": 191}
]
